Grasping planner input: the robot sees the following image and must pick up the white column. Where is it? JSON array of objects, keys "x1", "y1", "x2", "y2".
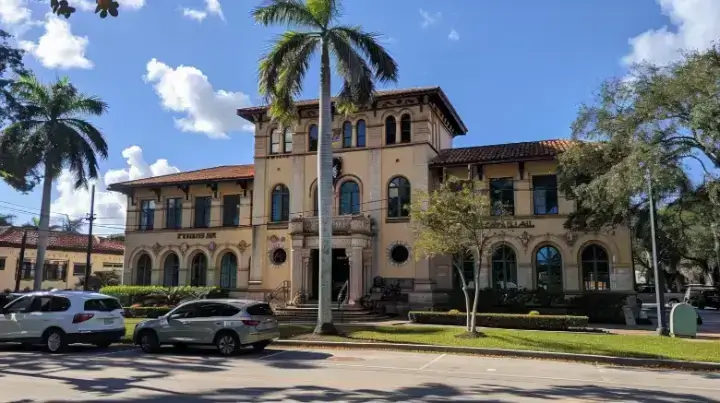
[
  {"x1": 347, "y1": 246, "x2": 364, "y2": 304},
  {"x1": 290, "y1": 241, "x2": 303, "y2": 305}
]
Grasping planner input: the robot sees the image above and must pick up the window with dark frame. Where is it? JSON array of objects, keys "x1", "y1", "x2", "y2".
[
  {"x1": 342, "y1": 121, "x2": 352, "y2": 148},
  {"x1": 308, "y1": 124, "x2": 318, "y2": 152},
  {"x1": 400, "y1": 114, "x2": 412, "y2": 143},
  {"x1": 194, "y1": 196, "x2": 212, "y2": 228},
  {"x1": 270, "y1": 184, "x2": 290, "y2": 222},
  {"x1": 223, "y1": 194, "x2": 240, "y2": 227},
  {"x1": 42, "y1": 261, "x2": 66, "y2": 281},
  {"x1": 283, "y1": 128, "x2": 293, "y2": 153},
  {"x1": 388, "y1": 176, "x2": 411, "y2": 218},
  {"x1": 356, "y1": 120, "x2": 366, "y2": 147},
  {"x1": 139, "y1": 199, "x2": 155, "y2": 230},
  {"x1": 21, "y1": 261, "x2": 32, "y2": 279},
  {"x1": 385, "y1": 116, "x2": 396, "y2": 145},
  {"x1": 73, "y1": 263, "x2": 87, "y2": 276},
  {"x1": 339, "y1": 181, "x2": 360, "y2": 215},
  {"x1": 165, "y1": 197, "x2": 182, "y2": 229},
  {"x1": 0, "y1": 257, "x2": 5, "y2": 270},
  {"x1": 533, "y1": 175, "x2": 559, "y2": 215},
  {"x1": 582, "y1": 244, "x2": 610, "y2": 291},
  {"x1": 270, "y1": 128, "x2": 281, "y2": 154},
  {"x1": 490, "y1": 178, "x2": 515, "y2": 216}
]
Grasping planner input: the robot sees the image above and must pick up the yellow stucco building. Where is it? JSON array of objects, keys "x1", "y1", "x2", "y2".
[
  {"x1": 0, "y1": 227, "x2": 124, "y2": 291},
  {"x1": 108, "y1": 87, "x2": 633, "y2": 309}
]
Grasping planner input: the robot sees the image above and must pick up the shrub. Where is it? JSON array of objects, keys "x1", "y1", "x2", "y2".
[
  {"x1": 408, "y1": 311, "x2": 589, "y2": 331},
  {"x1": 2, "y1": 288, "x2": 11, "y2": 294},
  {"x1": 567, "y1": 293, "x2": 630, "y2": 324},
  {"x1": 447, "y1": 309, "x2": 461, "y2": 315},
  {"x1": 528, "y1": 310, "x2": 540, "y2": 316},
  {"x1": 100, "y1": 285, "x2": 227, "y2": 306},
  {"x1": 122, "y1": 306, "x2": 172, "y2": 319}
]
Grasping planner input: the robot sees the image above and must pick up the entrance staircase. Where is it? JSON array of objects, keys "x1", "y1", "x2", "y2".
[{"x1": 273, "y1": 303, "x2": 392, "y2": 323}]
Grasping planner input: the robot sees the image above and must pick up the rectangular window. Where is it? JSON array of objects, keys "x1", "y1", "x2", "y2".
[
  {"x1": 0, "y1": 257, "x2": 5, "y2": 271},
  {"x1": 42, "y1": 261, "x2": 66, "y2": 281},
  {"x1": 490, "y1": 178, "x2": 515, "y2": 216},
  {"x1": 533, "y1": 175, "x2": 559, "y2": 215},
  {"x1": 22, "y1": 261, "x2": 32, "y2": 279},
  {"x1": 165, "y1": 197, "x2": 182, "y2": 229},
  {"x1": 270, "y1": 129, "x2": 281, "y2": 154},
  {"x1": 284, "y1": 129, "x2": 293, "y2": 153},
  {"x1": 194, "y1": 196, "x2": 212, "y2": 228},
  {"x1": 73, "y1": 263, "x2": 87, "y2": 276},
  {"x1": 223, "y1": 194, "x2": 240, "y2": 227},
  {"x1": 139, "y1": 200, "x2": 155, "y2": 231},
  {"x1": 103, "y1": 262, "x2": 123, "y2": 269}
]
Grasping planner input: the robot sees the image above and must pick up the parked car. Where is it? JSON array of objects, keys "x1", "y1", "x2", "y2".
[
  {"x1": 685, "y1": 285, "x2": 720, "y2": 309},
  {"x1": 0, "y1": 290, "x2": 126, "y2": 353},
  {"x1": 133, "y1": 299, "x2": 280, "y2": 356},
  {"x1": 635, "y1": 285, "x2": 684, "y2": 306},
  {"x1": 0, "y1": 293, "x2": 24, "y2": 307}
]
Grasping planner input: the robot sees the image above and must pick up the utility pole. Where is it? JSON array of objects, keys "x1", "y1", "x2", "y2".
[
  {"x1": 84, "y1": 185, "x2": 96, "y2": 291},
  {"x1": 647, "y1": 167, "x2": 668, "y2": 335},
  {"x1": 14, "y1": 230, "x2": 27, "y2": 292}
]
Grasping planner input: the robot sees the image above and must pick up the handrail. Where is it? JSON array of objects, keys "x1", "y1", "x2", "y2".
[{"x1": 266, "y1": 280, "x2": 290, "y2": 306}]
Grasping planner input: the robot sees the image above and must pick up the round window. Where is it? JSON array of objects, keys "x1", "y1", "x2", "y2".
[
  {"x1": 390, "y1": 245, "x2": 409, "y2": 264},
  {"x1": 271, "y1": 248, "x2": 287, "y2": 265}
]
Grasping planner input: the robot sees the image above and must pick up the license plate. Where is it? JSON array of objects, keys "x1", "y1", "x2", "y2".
[{"x1": 104, "y1": 319, "x2": 114, "y2": 325}]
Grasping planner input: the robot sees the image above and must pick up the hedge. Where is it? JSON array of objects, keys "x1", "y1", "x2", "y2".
[
  {"x1": 408, "y1": 311, "x2": 589, "y2": 331},
  {"x1": 99, "y1": 285, "x2": 228, "y2": 306},
  {"x1": 122, "y1": 306, "x2": 172, "y2": 319}
]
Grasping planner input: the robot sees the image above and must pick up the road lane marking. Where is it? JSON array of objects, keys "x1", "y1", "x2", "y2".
[{"x1": 418, "y1": 353, "x2": 446, "y2": 370}]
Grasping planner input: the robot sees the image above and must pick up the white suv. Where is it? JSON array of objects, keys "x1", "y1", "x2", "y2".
[{"x1": 0, "y1": 290, "x2": 126, "y2": 353}]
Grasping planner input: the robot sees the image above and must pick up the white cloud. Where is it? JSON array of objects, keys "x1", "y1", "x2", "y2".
[
  {"x1": 19, "y1": 14, "x2": 92, "y2": 70},
  {"x1": 50, "y1": 146, "x2": 179, "y2": 233},
  {"x1": 448, "y1": 29, "x2": 459, "y2": 41},
  {"x1": 0, "y1": 0, "x2": 30, "y2": 25},
  {"x1": 73, "y1": 0, "x2": 146, "y2": 11},
  {"x1": 183, "y1": 0, "x2": 224, "y2": 22},
  {"x1": 623, "y1": 0, "x2": 720, "y2": 66},
  {"x1": 419, "y1": 8, "x2": 440, "y2": 28},
  {"x1": 143, "y1": 58, "x2": 254, "y2": 139}
]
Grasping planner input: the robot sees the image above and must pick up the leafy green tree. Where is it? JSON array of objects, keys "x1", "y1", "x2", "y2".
[
  {"x1": 49, "y1": 0, "x2": 119, "y2": 19},
  {"x1": 0, "y1": 75, "x2": 108, "y2": 291},
  {"x1": 253, "y1": 0, "x2": 398, "y2": 334},
  {"x1": 409, "y1": 177, "x2": 508, "y2": 336},
  {"x1": 21, "y1": 216, "x2": 61, "y2": 230},
  {"x1": 0, "y1": 214, "x2": 14, "y2": 226},
  {"x1": 59, "y1": 214, "x2": 85, "y2": 233}
]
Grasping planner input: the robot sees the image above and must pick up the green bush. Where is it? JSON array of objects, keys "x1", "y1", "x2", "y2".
[
  {"x1": 100, "y1": 285, "x2": 227, "y2": 306},
  {"x1": 407, "y1": 311, "x2": 589, "y2": 331},
  {"x1": 122, "y1": 306, "x2": 172, "y2": 319}
]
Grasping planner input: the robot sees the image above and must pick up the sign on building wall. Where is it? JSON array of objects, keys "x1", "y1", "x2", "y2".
[
  {"x1": 481, "y1": 220, "x2": 535, "y2": 229},
  {"x1": 177, "y1": 232, "x2": 217, "y2": 240}
]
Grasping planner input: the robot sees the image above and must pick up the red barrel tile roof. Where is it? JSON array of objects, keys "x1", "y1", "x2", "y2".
[
  {"x1": 430, "y1": 139, "x2": 575, "y2": 166},
  {"x1": 107, "y1": 165, "x2": 254, "y2": 190},
  {"x1": 0, "y1": 226, "x2": 124, "y2": 255}
]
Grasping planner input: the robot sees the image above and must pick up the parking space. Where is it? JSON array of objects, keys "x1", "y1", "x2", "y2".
[{"x1": 0, "y1": 344, "x2": 718, "y2": 402}]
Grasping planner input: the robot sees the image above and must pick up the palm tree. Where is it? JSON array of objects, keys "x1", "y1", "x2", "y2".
[
  {"x1": 0, "y1": 214, "x2": 14, "y2": 226},
  {"x1": 252, "y1": 0, "x2": 399, "y2": 334},
  {"x1": 59, "y1": 214, "x2": 85, "y2": 233},
  {"x1": 0, "y1": 75, "x2": 108, "y2": 291}
]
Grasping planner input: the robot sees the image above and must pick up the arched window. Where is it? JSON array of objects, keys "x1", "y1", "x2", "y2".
[
  {"x1": 271, "y1": 184, "x2": 290, "y2": 222},
  {"x1": 163, "y1": 253, "x2": 180, "y2": 287},
  {"x1": 283, "y1": 128, "x2": 294, "y2": 153},
  {"x1": 400, "y1": 114, "x2": 411, "y2": 143},
  {"x1": 582, "y1": 244, "x2": 610, "y2": 291},
  {"x1": 339, "y1": 181, "x2": 360, "y2": 215},
  {"x1": 342, "y1": 121, "x2": 352, "y2": 148},
  {"x1": 219, "y1": 252, "x2": 238, "y2": 289},
  {"x1": 535, "y1": 246, "x2": 563, "y2": 292},
  {"x1": 388, "y1": 176, "x2": 411, "y2": 218},
  {"x1": 492, "y1": 245, "x2": 517, "y2": 289},
  {"x1": 308, "y1": 124, "x2": 318, "y2": 152},
  {"x1": 135, "y1": 253, "x2": 152, "y2": 285},
  {"x1": 453, "y1": 249, "x2": 475, "y2": 289},
  {"x1": 190, "y1": 253, "x2": 207, "y2": 286},
  {"x1": 356, "y1": 120, "x2": 366, "y2": 147},
  {"x1": 270, "y1": 128, "x2": 281, "y2": 154},
  {"x1": 385, "y1": 116, "x2": 396, "y2": 145}
]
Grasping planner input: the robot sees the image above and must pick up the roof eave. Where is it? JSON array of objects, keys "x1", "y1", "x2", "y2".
[
  {"x1": 107, "y1": 175, "x2": 255, "y2": 193},
  {"x1": 429, "y1": 155, "x2": 560, "y2": 168}
]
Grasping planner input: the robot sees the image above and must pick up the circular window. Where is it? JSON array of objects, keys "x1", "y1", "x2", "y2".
[
  {"x1": 390, "y1": 245, "x2": 410, "y2": 264},
  {"x1": 270, "y1": 248, "x2": 287, "y2": 265}
]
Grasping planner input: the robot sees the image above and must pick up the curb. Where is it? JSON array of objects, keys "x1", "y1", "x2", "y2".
[{"x1": 272, "y1": 339, "x2": 720, "y2": 371}]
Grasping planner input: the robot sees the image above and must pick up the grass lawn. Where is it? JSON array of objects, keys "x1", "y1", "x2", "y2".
[{"x1": 123, "y1": 318, "x2": 720, "y2": 363}]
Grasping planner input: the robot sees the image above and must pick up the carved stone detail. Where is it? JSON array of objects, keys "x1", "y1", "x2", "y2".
[
  {"x1": 564, "y1": 231, "x2": 579, "y2": 247},
  {"x1": 516, "y1": 231, "x2": 535, "y2": 252}
]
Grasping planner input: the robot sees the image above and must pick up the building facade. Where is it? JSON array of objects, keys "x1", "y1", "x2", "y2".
[
  {"x1": 109, "y1": 87, "x2": 634, "y2": 309},
  {"x1": 0, "y1": 227, "x2": 125, "y2": 291}
]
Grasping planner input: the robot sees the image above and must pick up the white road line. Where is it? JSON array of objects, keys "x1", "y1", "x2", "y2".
[
  {"x1": 418, "y1": 353, "x2": 446, "y2": 370},
  {"x1": 257, "y1": 350, "x2": 290, "y2": 360}
]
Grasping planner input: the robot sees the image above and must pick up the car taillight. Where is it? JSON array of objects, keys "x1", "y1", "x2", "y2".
[
  {"x1": 119, "y1": 310, "x2": 126, "y2": 317},
  {"x1": 241, "y1": 319, "x2": 260, "y2": 326},
  {"x1": 72, "y1": 313, "x2": 94, "y2": 323}
]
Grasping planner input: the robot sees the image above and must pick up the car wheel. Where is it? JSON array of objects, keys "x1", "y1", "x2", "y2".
[
  {"x1": 214, "y1": 331, "x2": 239, "y2": 357},
  {"x1": 43, "y1": 329, "x2": 67, "y2": 354},
  {"x1": 252, "y1": 341, "x2": 270, "y2": 352},
  {"x1": 138, "y1": 330, "x2": 160, "y2": 354},
  {"x1": 94, "y1": 341, "x2": 112, "y2": 349}
]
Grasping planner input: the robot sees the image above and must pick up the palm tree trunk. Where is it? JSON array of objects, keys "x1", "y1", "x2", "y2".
[
  {"x1": 314, "y1": 39, "x2": 338, "y2": 335},
  {"x1": 33, "y1": 164, "x2": 54, "y2": 290}
]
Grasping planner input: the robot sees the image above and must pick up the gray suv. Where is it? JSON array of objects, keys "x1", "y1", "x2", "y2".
[{"x1": 133, "y1": 299, "x2": 279, "y2": 356}]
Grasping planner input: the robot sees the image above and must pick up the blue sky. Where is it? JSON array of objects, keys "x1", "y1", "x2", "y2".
[{"x1": 0, "y1": 0, "x2": 717, "y2": 234}]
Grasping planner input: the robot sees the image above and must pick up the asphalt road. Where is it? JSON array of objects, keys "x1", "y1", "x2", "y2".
[{"x1": 0, "y1": 345, "x2": 718, "y2": 402}]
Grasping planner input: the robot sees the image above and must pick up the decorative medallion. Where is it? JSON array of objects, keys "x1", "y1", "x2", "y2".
[
  {"x1": 179, "y1": 243, "x2": 189, "y2": 254},
  {"x1": 151, "y1": 242, "x2": 162, "y2": 254},
  {"x1": 386, "y1": 241, "x2": 411, "y2": 267},
  {"x1": 208, "y1": 241, "x2": 217, "y2": 252},
  {"x1": 516, "y1": 231, "x2": 534, "y2": 252},
  {"x1": 564, "y1": 231, "x2": 579, "y2": 247},
  {"x1": 268, "y1": 235, "x2": 280, "y2": 243},
  {"x1": 238, "y1": 240, "x2": 249, "y2": 254}
]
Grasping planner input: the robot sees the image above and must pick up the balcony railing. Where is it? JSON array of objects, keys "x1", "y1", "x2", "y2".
[{"x1": 289, "y1": 214, "x2": 373, "y2": 236}]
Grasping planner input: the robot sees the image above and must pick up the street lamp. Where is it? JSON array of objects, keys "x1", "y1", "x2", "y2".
[{"x1": 646, "y1": 165, "x2": 668, "y2": 335}]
